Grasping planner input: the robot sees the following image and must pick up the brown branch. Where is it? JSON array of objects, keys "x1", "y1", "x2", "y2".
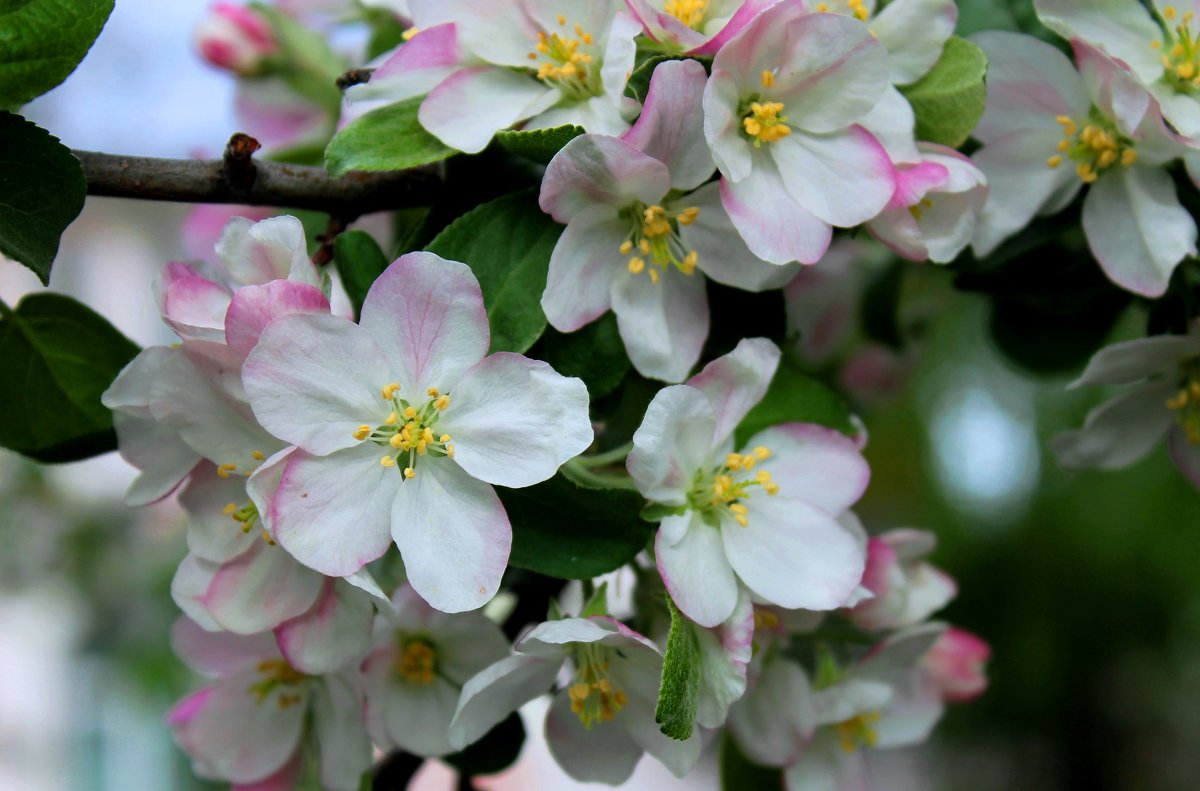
[{"x1": 74, "y1": 134, "x2": 442, "y2": 220}]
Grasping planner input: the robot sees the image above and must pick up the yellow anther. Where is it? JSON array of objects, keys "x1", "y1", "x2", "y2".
[
  {"x1": 390, "y1": 434, "x2": 404, "y2": 449},
  {"x1": 1076, "y1": 162, "x2": 1097, "y2": 183},
  {"x1": 440, "y1": 434, "x2": 451, "y2": 443},
  {"x1": 354, "y1": 424, "x2": 372, "y2": 441},
  {"x1": 619, "y1": 240, "x2": 633, "y2": 255},
  {"x1": 753, "y1": 446, "x2": 770, "y2": 460},
  {"x1": 729, "y1": 503, "x2": 748, "y2": 515},
  {"x1": 628, "y1": 257, "x2": 646, "y2": 274},
  {"x1": 382, "y1": 383, "x2": 401, "y2": 400},
  {"x1": 385, "y1": 411, "x2": 398, "y2": 425},
  {"x1": 638, "y1": 238, "x2": 652, "y2": 254},
  {"x1": 434, "y1": 395, "x2": 451, "y2": 411},
  {"x1": 1121, "y1": 147, "x2": 1138, "y2": 165},
  {"x1": 1165, "y1": 5, "x2": 1178, "y2": 21},
  {"x1": 665, "y1": 0, "x2": 708, "y2": 28},
  {"x1": 427, "y1": 387, "x2": 439, "y2": 398},
  {"x1": 760, "y1": 69, "x2": 775, "y2": 88},
  {"x1": 1179, "y1": 61, "x2": 1196, "y2": 79},
  {"x1": 404, "y1": 467, "x2": 415, "y2": 479},
  {"x1": 381, "y1": 456, "x2": 396, "y2": 468},
  {"x1": 743, "y1": 101, "x2": 791, "y2": 146},
  {"x1": 726, "y1": 452, "x2": 744, "y2": 470},
  {"x1": 648, "y1": 269, "x2": 659, "y2": 284},
  {"x1": 1057, "y1": 139, "x2": 1071, "y2": 152},
  {"x1": 446, "y1": 444, "x2": 455, "y2": 458},
  {"x1": 223, "y1": 502, "x2": 237, "y2": 516},
  {"x1": 678, "y1": 206, "x2": 700, "y2": 225},
  {"x1": 401, "y1": 26, "x2": 420, "y2": 41},
  {"x1": 734, "y1": 513, "x2": 749, "y2": 527},
  {"x1": 556, "y1": 13, "x2": 566, "y2": 24},
  {"x1": 1153, "y1": 39, "x2": 1163, "y2": 49},
  {"x1": 396, "y1": 641, "x2": 436, "y2": 685},
  {"x1": 1047, "y1": 155, "x2": 1063, "y2": 169},
  {"x1": 417, "y1": 440, "x2": 428, "y2": 456},
  {"x1": 815, "y1": 1, "x2": 829, "y2": 10},
  {"x1": 681, "y1": 251, "x2": 697, "y2": 275},
  {"x1": 404, "y1": 406, "x2": 418, "y2": 419},
  {"x1": 261, "y1": 529, "x2": 276, "y2": 546},
  {"x1": 217, "y1": 463, "x2": 237, "y2": 479}
]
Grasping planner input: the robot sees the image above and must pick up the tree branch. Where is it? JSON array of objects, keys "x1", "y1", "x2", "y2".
[{"x1": 74, "y1": 137, "x2": 442, "y2": 220}]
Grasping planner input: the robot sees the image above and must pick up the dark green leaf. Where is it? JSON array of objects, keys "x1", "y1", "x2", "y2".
[
  {"x1": 325, "y1": 98, "x2": 455, "y2": 176},
  {"x1": 496, "y1": 124, "x2": 584, "y2": 165},
  {"x1": 539, "y1": 314, "x2": 630, "y2": 398},
  {"x1": 861, "y1": 259, "x2": 904, "y2": 350},
  {"x1": 0, "y1": 112, "x2": 86, "y2": 283},
  {"x1": 0, "y1": 0, "x2": 113, "y2": 108},
  {"x1": 735, "y1": 362, "x2": 856, "y2": 447},
  {"x1": 719, "y1": 731, "x2": 783, "y2": 791},
  {"x1": 500, "y1": 473, "x2": 654, "y2": 579},
  {"x1": 899, "y1": 37, "x2": 988, "y2": 148},
  {"x1": 624, "y1": 55, "x2": 711, "y2": 104},
  {"x1": 333, "y1": 230, "x2": 390, "y2": 317},
  {"x1": 0, "y1": 293, "x2": 139, "y2": 462},
  {"x1": 443, "y1": 712, "x2": 525, "y2": 776},
  {"x1": 655, "y1": 595, "x2": 702, "y2": 741},
  {"x1": 426, "y1": 190, "x2": 561, "y2": 354}
]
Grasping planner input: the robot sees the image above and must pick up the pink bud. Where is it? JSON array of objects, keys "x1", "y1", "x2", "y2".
[
  {"x1": 921, "y1": 627, "x2": 991, "y2": 703},
  {"x1": 195, "y1": 3, "x2": 277, "y2": 76}
]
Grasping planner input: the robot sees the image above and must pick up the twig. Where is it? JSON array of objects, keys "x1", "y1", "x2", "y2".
[{"x1": 74, "y1": 133, "x2": 442, "y2": 220}]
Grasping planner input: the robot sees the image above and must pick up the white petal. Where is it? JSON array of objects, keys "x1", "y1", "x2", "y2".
[
  {"x1": 1082, "y1": 165, "x2": 1197, "y2": 298},
  {"x1": 728, "y1": 658, "x2": 815, "y2": 767},
  {"x1": 628, "y1": 385, "x2": 718, "y2": 504},
  {"x1": 359, "y1": 251, "x2": 490, "y2": 393},
  {"x1": 687, "y1": 337, "x2": 782, "y2": 444},
  {"x1": 392, "y1": 460, "x2": 510, "y2": 612},
  {"x1": 180, "y1": 464, "x2": 259, "y2": 563},
  {"x1": 872, "y1": 0, "x2": 957, "y2": 85},
  {"x1": 272, "y1": 445, "x2": 400, "y2": 576},
  {"x1": 419, "y1": 66, "x2": 555, "y2": 153},
  {"x1": 276, "y1": 579, "x2": 376, "y2": 674},
  {"x1": 611, "y1": 656, "x2": 702, "y2": 778},
  {"x1": 1033, "y1": 0, "x2": 1163, "y2": 82},
  {"x1": 544, "y1": 690, "x2": 645, "y2": 784},
  {"x1": 1052, "y1": 382, "x2": 1177, "y2": 470},
  {"x1": 171, "y1": 555, "x2": 222, "y2": 632},
  {"x1": 783, "y1": 731, "x2": 869, "y2": 791},
  {"x1": 742, "y1": 423, "x2": 870, "y2": 515},
  {"x1": 721, "y1": 163, "x2": 834, "y2": 265},
  {"x1": 113, "y1": 412, "x2": 198, "y2": 506},
  {"x1": 540, "y1": 134, "x2": 671, "y2": 223},
  {"x1": 243, "y1": 314, "x2": 390, "y2": 456},
  {"x1": 611, "y1": 261, "x2": 710, "y2": 383},
  {"x1": 656, "y1": 512, "x2": 741, "y2": 628},
  {"x1": 312, "y1": 675, "x2": 374, "y2": 791},
  {"x1": 771, "y1": 127, "x2": 895, "y2": 228},
  {"x1": 680, "y1": 183, "x2": 801, "y2": 292},
  {"x1": 541, "y1": 205, "x2": 623, "y2": 332},
  {"x1": 363, "y1": 650, "x2": 459, "y2": 757},
  {"x1": 446, "y1": 353, "x2": 594, "y2": 488},
  {"x1": 1069, "y1": 334, "x2": 1199, "y2": 388},
  {"x1": 449, "y1": 654, "x2": 561, "y2": 750},
  {"x1": 203, "y1": 538, "x2": 325, "y2": 634},
  {"x1": 216, "y1": 216, "x2": 317, "y2": 288},
  {"x1": 169, "y1": 615, "x2": 279, "y2": 677},
  {"x1": 621, "y1": 58, "x2": 715, "y2": 191}
]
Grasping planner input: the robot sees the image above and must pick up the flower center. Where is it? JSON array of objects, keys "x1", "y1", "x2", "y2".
[
  {"x1": 1046, "y1": 112, "x2": 1137, "y2": 183},
  {"x1": 396, "y1": 639, "x2": 437, "y2": 685},
  {"x1": 1166, "y1": 360, "x2": 1200, "y2": 444},
  {"x1": 213, "y1": 448, "x2": 267, "y2": 481},
  {"x1": 688, "y1": 446, "x2": 779, "y2": 528},
  {"x1": 814, "y1": 0, "x2": 871, "y2": 21},
  {"x1": 568, "y1": 643, "x2": 628, "y2": 729},
  {"x1": 618, "y1": 203, "x2": 700, "y2": 285},
  {"x1": 1153, "y1": 5, "x2": 1200, "y2": 90},
  {"x1": 835, "y1": 711, "x2": 881, "y2": 753},
  {"x1": 354, "y1": 383, "x2": 454, "y2": 479},
  {"x1": 527, "y1": 15, "x2": 599, "y2": 100},
  {"x1": 664, "y1": 0, "x2": 708, "y2": 29},
  {"x1": 220, "y1": 499, "x2": 276, "y2": 546},
  {"x1": 740, "y1": 71, "x2": 792, "y2": 147},
  {"x1": 249, "y1": 658, "x2": 307, "y2": 709}
]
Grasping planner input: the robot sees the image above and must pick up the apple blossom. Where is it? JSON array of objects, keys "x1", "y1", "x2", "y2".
[
  {"x1": 627, "y1": 337, "x2": 869, "y2": 627},
  {"x1": 1052, "y1": 326, "x2": 1200, "y2": 488},
  {"x1": 349, "y1": 0, "x2": 641, "y2": 153},
  {"x1": 847, "y1": 528, "x2": 958, "y2": 632},
  {"x1": 361, "y1": 585, "x2": 510, "y2": 756},
  {"x1": 540, "y1": 58, "x2": 797, "y2": 382},
  {"x1": 167, "y1": 617, "x2": 372, "y2": 791},
  {"x1": 702, "y1": 0, "x2": 895, "y2": 264},
  {"x1": 449, "y1": 616, "x2": 702, "y2": 783},
  {"x1": 695, "y1": 589, "x2": 756, "y2": 728},
  {"x1": 195, "y1": 3, "x2": 278, "y2": 76},
  {"x1": 241, "y1": 251, "x2": 593, "y2": 612},
  {"x1": 1035, "y1": 0, "x2": 1200, "y2": 137},
  {"x1": 920, "y1": 626, "x2": 990, "y2": 703},
  {"x1": 970, "y1": 32, "x2": 1197, "y2": 298},
  {"x1": 622, "y1": 0, "x2": 781, "y2": 55},
  {"x1": 867, "y1": 144, "x2": 989, "y2": 264},
  {"x1": 157, "y1": 215, "x2": 325, "y2": 344}
]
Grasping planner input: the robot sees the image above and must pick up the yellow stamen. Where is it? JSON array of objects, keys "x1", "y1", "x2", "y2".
[
  {"x1": 382, "y1": 383, "x2": 401, "y2": 400},
  {"x1": 217, "y1": 463, "x2": 237, "y2": 479}
]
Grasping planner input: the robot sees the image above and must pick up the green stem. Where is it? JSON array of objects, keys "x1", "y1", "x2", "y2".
[
  {"x1": 573, "y1": 441, "x2": 634, "y2": 469},
  {"x1": 561, "y1": 458, "x2": 639, "y2": 491}
]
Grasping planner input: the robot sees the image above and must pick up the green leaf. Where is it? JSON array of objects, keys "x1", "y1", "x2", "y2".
[
  {"x1": 0, "y1": 112, "x2": 86, "y2": 284},
  {"x1": 580, "y1": 582, "x2": 609, "y2": 617},
  {"x1": 539, "y1": 314, "x2": 631, "y2": 398},
  {"x1": 640, "y1": 502, "x2": 688, "y2": 523},
  {"x1": 0, "y1": 293, "x2": 139, "y2": 462},
  {"x1": 500, "y1": 473, "x2": 654, "y2": 579},
  {"x1": 333, "y1": 230, "x2": 389, "y2": 317},
  {"x1": 899, "y1": 36, "x2": 988, "y2": 148},
  {"x1": 364, "y1": 7, "x2": 409, "y2": 61},
  {"x1": 734, "y1": 362, "x2": 856, "y2": 447},
  {"x1": 624, "y1": 55, "x2": 711, "y2": 104},
  {"x1": 719, "y1": 731, "x2": 783, "y2": 790},
  {"x1": 325, "y1": 98, "x2": 455, "y2": 176},
  {"x1": 0, "y1": 0, "x2": 114, "y2": 108},
  {"x1": 496, "y1": 124, "x2": 584, "y2": 164},
  {"x1": 426, "y1": 190, "x2": 561, "y2": 354},
  {"x1": 655, "y1": 595, "x2": 702, "y2": 741},
  {"x1": 443, "y1": 712, "x2": 525, "y2": 776}
]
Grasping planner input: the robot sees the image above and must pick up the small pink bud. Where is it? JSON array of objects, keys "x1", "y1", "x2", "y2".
[
  {"x1": 195, "y1": 3, "x2": 277, "y2": 76},
  {"x1": 921, "y1": 627, "x2": 991, "y2": 703}
]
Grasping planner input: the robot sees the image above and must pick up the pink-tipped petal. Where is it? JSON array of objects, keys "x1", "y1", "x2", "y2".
[
  {"x1": 621, "y1": 58, "x2": 714, "y2": 191},
  {"x1": 159, "y1": 262, "x2": 233, "y2": 342},
  {"x1": 540, "y1": 134, "x2": 672, "y2": 223},
  {"x1": 656, "y1": 512, "x2": 741, "y2": 628},
  {"x1": 721, "y1": 163, "x2": 833, "y2": 265},
  {"x1": 687, "y1": 337, "x2": 781, "y2": 444},
  {"x1": 611, "y1": 261, "x2": 710, "y2": 383},
  {"x1": 224, "y1": 281, "x2": 330, "y2": 358},
  {"x1": 743, "y1": 422, "x2": 870, "y2": 515},
  {"x1": 541, "y1": 205, "x2": 624, "y2": 332},
  {"x1": 275, "y1": 579, "x2": 375, "y2": 674}
]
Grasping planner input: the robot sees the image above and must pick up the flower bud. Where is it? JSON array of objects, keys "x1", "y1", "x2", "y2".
[
  {"x1": 195, "y1": 3, "x2": 277, "y2": 76},
  {"x1": 920, "y1": 627, "x2": 991, "y2": 703}
]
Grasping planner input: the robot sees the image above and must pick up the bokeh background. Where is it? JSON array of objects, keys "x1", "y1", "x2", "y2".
[{"x1": 3, "y1": 1, "x2": 1199, "y2": 789}]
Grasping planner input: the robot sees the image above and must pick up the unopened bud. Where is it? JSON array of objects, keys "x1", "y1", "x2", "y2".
[{"x1": 195, "y1": 3, "x2": 277, "y2": 76}]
